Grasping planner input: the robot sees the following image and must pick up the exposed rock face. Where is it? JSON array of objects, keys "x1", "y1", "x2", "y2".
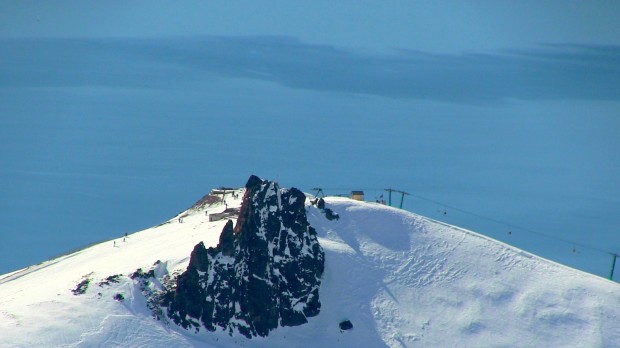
[{"x1": 166, "y1": 175, "x2": 325, "y2": 338}]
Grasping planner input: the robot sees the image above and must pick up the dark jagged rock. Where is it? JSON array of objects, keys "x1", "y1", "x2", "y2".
[
  {"x1": 324, "y1": 208, "x2": 339, "y2": 221},
  {"x1": 313, "y1": 197, "x2": 339, "y2": 221},
  {"x1": 339, "y1": 320, "x2": 353, "y2": 331},
  {"x1": 166, "y1": 175, "x2": 325, "y2": 338},
  {"x1": 218, "y1": 220, "x2": 235, "y2": 256},
  {"x1": 245, "y1": 174, "x2": 263, "y2": 192},
  {"x1": 71, "y1": 278, "x2": 90, "y2": 296}
]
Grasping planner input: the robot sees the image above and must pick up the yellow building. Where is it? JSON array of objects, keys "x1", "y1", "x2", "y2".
[{"x1": 351, "y1": 191, "x2": 364, "y2": 201}]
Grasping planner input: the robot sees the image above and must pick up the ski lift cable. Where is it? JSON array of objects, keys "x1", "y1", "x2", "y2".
[
  {"x1": 304, "y1": 186, "x2": 614, "y2": 256},
  {"x1": 404, "y1": 192, "x2": 612, "y2": 255}
]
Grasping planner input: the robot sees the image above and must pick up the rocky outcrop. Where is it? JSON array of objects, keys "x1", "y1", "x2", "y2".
[
  {"x1": 166, "y1": 175, "x2": 325, "y2": 338},
  {"x1": 311, "y1": 197, "x2": 340, "y2": 221},
  {"x1": 339, "y1": 320, "x2": 353, "y2": 331}
]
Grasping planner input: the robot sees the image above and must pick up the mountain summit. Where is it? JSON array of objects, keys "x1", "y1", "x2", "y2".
[
  {"x1": 1, "y1": 176, "x2": 620, "y2": 347},
  {"x1": 166, "y1": 175, "x2": 324, "y2": 337}
]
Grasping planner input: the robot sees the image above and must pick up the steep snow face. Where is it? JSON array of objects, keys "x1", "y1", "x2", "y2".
[
  {"x1": 166, "y1": 175, "x2": 324, "y2": 338},
  {"x1": 1, "y1": 184, "x2": 620, "y2": 347}
]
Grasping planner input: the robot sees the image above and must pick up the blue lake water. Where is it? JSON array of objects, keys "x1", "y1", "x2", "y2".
[{"x1": 1, "y1": 38, "x2": 619, "y2": 278}]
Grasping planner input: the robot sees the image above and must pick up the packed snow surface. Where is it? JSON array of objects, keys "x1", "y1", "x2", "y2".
[{"x1": 1, "y1": 192, "x2": 619, "y2": 347}]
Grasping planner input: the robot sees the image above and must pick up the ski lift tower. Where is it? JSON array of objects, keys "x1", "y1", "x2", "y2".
[
  {"x1": 384, "y1": 188, "x2": 411, "y2": 209},
  {"x1": 312, "y1": 188, "x2": 325, "y2": 198}
]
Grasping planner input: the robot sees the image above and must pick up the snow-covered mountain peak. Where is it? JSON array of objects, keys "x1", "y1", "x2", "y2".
[{"x1": 1, "y1": 177, "x2": 620, "y2": 347}]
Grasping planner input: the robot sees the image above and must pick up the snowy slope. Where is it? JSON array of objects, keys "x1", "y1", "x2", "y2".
[{"x1": 1, "y1": 190, "x2": 620, "y2": 347}]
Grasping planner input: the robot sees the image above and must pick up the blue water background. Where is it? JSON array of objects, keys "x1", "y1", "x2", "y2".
[{"x1": 1, "y1": 38, "x2": 619, "y2": 277}]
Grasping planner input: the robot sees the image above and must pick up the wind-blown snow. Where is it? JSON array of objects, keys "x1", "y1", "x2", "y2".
[{"x1": 1, "y1": 192, "x2": 619, "y2": 347}]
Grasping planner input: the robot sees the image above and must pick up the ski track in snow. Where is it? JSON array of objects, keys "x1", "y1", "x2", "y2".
[{"x1": 1, "y1": 192, "x2": 620, "y2": 347}]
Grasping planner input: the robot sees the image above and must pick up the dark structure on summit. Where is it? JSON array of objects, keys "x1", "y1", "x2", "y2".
[{"x1": 166, "y1": 175, "x2": 325, "y2": 338}]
